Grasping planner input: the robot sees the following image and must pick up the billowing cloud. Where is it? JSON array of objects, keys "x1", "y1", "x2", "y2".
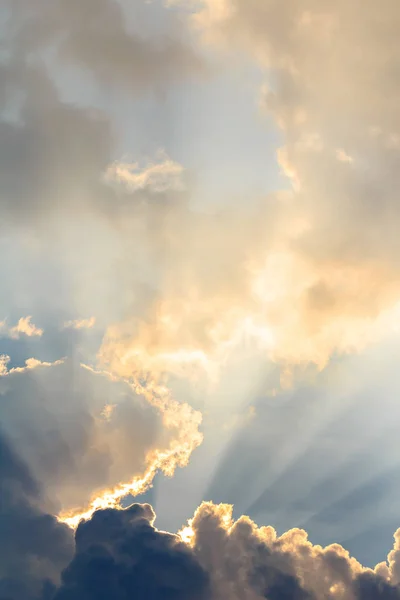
[
  {"x1": 96, "y1": 0, "x2": 400, "y2": 373},
  {"x1": 53, "y1": 504, "x2": 210, "y2": 600},
  {"x1": 4, "y1": 0, "x2": 400, "y2": 381},
  {"x1": 4, "y1": 494, "x2": 400, "y2": 600},
  {"x1": 8, "y1": 0, "x2": 400, "y2": 387},
  {"x1": 180, "y1": 501, "x2": 400, "y2": 600}
]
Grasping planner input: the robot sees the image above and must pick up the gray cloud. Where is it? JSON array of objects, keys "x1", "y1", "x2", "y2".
[
  {"x1": 53, "y1": 504, "x2": 209, "y2": 600},
  {"x1": 8, "y1": 0, "x2": 203, "y2": 91},
  {"x1": 0, "y1": 60, "x2": 112, "y2": 227},
  {"x1": 0, "y1": 359, "x2": 178, "y2": 515},
  {"x1": 1, "y1": 416, "x2": 400, "y2": 600},
  {"x1": 0, "y1": 0, "x2": 202, "y2": 232},
  {"x1": 0, "y1": 430, "x2": 74, "y2": 600},
  {"x1": 2, "y1": 497, "x2": 397, "y2": 600}
]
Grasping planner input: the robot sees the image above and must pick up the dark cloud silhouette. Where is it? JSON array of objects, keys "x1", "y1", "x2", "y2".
[
  {"x1": 0, "y1": 428, "x2": 209, "y2": 600},
  {"x1": 355, "y1": 572, "x2": 400, "y2": 600},
  {"x1": 53, "y1": 504, "x2": 209, "y2": 600},
  {"x1": 0, "y1": 430, "x2": 74, "y2": 600},
  {"x1": 1, "y1": 435, "x2": 400, "y2": 600},
  {"x1": 252, "y1": 566, "x2": 314, "y2": 600}
]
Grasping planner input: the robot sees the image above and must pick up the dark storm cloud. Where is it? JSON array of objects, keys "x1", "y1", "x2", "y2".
[
  {"x1": 1, "y1": 463, "x2": 400, "y2": 600},
  {"x1": 354, "y1": 572, "x2": 400, "y2": 600},
  {"x1": 0, "y1": 430, "x2": 74, "y2": 600},
  {"x1": 0, "y1": 418, "x2": 208, "y2": 600},
  {"x1": 252, "y1": 564, "x2": 314, "y2": 600},
  {"x1": 53, "y1": 504, "x2": 209, "y2": 600}
]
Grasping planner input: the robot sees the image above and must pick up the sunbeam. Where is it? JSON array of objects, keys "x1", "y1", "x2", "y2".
[{"x1": 3, "y1": 1, "x2": 400, "y2": 598}]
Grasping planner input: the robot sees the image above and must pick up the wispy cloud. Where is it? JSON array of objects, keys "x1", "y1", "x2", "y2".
[
  {"x1": 0, "y1": 354, "x2": 64, "y2": 377},
  {"x1": 104, "y1": 153, "x2": 186, "y2": 194},
  {"x1": 0, "y1": 317, "x2": 43, "y2": 340},
  {"x1": 63, "y1": 317, "x2": 96, "y2": 330}
]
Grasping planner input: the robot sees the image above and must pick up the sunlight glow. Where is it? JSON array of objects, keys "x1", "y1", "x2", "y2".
[{"x1": 58, "y1": 365, "x2": 203, "y2": 529}]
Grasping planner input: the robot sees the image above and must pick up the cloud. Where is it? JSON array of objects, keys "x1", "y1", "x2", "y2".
[
  {"x1": 0, "y1": 359, "x2": 202, "y2": 524},
  {"x1": 0, "y1": 316, "x2": 43, "y2": 340},
  {"x1": 0, "y1": 0, "x2": 202, "y2": 232},
  {"x1": 7, "y1": 0, "x2": 399, "y2": 385},
  {"x1": 4, "y1": 494, "x2": 400, "y2": 600},
  {"x1": 3, "y1": 3, "x2": 400, "y2": 595},
  {"x1": 52, "y1": 504, "x2": 210, "y2": 600},
  {"x1": 182, "y1": 501, "x2": 400, "y2": 600},
  {"x1": 0, "y1": 0, "x2": 201, "y2": 339},
  {"x1": 0, "y1": 355, "x2": 63, "y2": 377},
  {"x1": 95, "y1": 197, "x2": 281, "y2": 387},
  {"x1": 62, "y1": 317, "x2": 96, "y2": 330},
  {"x1": 130, "y1": 0, "x2": 400, "y2": 371},
  {"x1": 58, "y1": 365, "x2": 203, "y2": 528},
  {"x1": 0, "y1": 429, "x2": 74, "y2": 600},
  {"x1": 0, "y1": 61, "x2": 113, "y2": 227},
  {"x1": 104, "y1": 153, "x2": 186, "y2": 194},
  {"x1": 7, "y1": 0, "x2": 204, "y2": 92},
  {"x1": 3, "y1": 0, "x2": 400, "y2": 389}
]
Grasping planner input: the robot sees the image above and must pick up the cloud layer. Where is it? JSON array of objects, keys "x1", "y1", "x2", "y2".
[
  {"x1": 171, "y1": 0, "x2": 400, "y2": 365},
  {"x1": 2, "y1": 468, "x2": 400, "y2": 600},
  {"x1": 94, "y1": 0, "x2": 400, "y2": 373},
  {"x1": 0, "y1": 430, "x2": 74, "y2": 600},
  {"x1": 5, "y1": 0, "x2": 400, "y2": 386}
]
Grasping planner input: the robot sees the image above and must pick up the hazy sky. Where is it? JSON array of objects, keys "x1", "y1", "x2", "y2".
[{"x1": 2, "y1": 1, "x2": 400, "y2": 599}]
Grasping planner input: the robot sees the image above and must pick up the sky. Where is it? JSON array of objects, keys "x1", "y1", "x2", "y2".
[{"x1": 2, "y1": 0, "x2": 400, "y2": 599}]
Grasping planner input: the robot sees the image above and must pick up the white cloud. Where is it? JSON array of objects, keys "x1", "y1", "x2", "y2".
[
  {"x1": 179, "y1": 500, "x2": 400, "y2": 600},
  {"x1": 0, "y1": 355, "x2": 64, "y2": 378},
  {"x1": 0, "y1": 316, "x2": 43, "y2": 340}
]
